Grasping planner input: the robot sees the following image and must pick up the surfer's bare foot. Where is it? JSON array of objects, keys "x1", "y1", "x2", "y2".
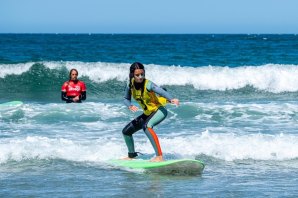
[{"x1": 150, "y1": 156, "x2": 164, "y2": 162}]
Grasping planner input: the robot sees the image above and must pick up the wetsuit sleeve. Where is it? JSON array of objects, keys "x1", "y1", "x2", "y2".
[
  {"x1": 80, "y1": 91, "x2": 86, "y2": 101},
  {"x1": 80, "y1": 81, "x2": 87, "y2": 101},
  {"x1": 61, "y1": 91, "x2": 73, "y2": 102},
  {"x1": 80, "y1": 81, "x2": 87, "y2": 92},
  {"x1": 147, "y1": 81, "x2": 173, "y2": 101},
  {"x1": 123, "y1": 84, "x2": 132, "y2": 107}
]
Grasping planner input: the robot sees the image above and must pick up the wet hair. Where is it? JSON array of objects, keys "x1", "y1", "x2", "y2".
[
  {"x1": 129, "y1": 62, "x2": 145, "y2": 88},
  {"x1": 69, "y1": 68, "x2": 78, "y2": 81}
]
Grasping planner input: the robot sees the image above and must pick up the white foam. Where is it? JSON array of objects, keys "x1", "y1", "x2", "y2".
[
  {"x1": 0, "y1": 136, "x2": 126, "y2": 164},
  {"x1": 0, "y1": 62, "x2": 33, "y2": 78},
  {"x1": 2, "y1": 61, "x2": 298, "y2": 92},
  {"x1": 1, "y1": 130, "x2": 298, "y2": 164},
  {"x1": 161, "y1": 130, "x2": 298, "y2": 161},
  {"x1": 147, "y1": 64, "x2": 298, "y2": 93}
]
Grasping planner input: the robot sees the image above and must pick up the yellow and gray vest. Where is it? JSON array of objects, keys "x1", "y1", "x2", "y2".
[{"x1": 131, "y1": 79, "x2": 167, "y2": 115}]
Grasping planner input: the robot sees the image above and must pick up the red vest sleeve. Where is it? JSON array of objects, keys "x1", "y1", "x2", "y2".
[{"x1": 61, "y1": 82, "x2": 68, "y2": 92}]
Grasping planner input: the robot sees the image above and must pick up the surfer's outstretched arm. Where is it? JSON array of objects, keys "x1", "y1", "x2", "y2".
[{"x1": 149, "y1": 82, "x2": 179, "y2": 106}]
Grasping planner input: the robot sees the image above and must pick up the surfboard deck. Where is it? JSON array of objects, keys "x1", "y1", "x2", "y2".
[
  {"x1": 108, "y1": 159, "x2": 205, "y2": 175},
  {"x1": 0, "y1": 101, "x2": 23, "y2": 107}
]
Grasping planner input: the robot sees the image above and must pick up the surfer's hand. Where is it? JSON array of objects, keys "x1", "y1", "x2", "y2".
[
  {"x1": 170, "y1": 99, "x2": 179, "y2": 106},
  {"x1": 129, "y1": 105, "x2": 138, "y2": 112},
  {"x1": 73, "y1": 96, "x2": 80, "y2": 102}
]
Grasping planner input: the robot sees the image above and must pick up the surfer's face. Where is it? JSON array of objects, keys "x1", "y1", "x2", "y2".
[
  {"x1": 134, "y1": 69, "x2": 145, "y2": 83},
  {"x1": 70, "y1": 71, "x2": 78, "y2": 81}
]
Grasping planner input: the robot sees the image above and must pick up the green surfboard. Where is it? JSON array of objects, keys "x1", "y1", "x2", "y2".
[{"x1": 108, "y1": 159, "x2": 205, "y2": 175}]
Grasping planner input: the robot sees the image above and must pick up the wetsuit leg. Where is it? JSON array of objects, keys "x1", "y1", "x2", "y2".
[
  {"x1": 143, "y1": 106, "x2": 168, "y2": 156},
  {"x1": 122, "y1": 114, "x2": 147, "y2": 154}
]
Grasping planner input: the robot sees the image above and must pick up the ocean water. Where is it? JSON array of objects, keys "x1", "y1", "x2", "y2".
[{"x1": 1, "y1": 34, "x2": 298, "y2": 197}]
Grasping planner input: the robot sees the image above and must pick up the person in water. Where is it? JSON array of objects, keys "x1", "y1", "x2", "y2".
[
  {"x1": 61, "y1": 68, "x2": 86, "y2": 103},
  {"x1": 122, "y1": 62, "x2": 179, "y2": 162}
]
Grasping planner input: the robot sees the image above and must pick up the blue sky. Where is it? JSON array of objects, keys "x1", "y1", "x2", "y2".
[{"x1": 1, "y1": 0, "x2": 298, "y2": 33}]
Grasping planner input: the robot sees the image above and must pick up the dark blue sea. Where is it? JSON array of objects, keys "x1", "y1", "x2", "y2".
[{"x1": 1, "y1": 34, "x2": 298, "y2": 197}]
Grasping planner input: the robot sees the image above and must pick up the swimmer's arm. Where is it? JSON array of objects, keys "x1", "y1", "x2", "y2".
[
  {"x1": 80, "y1": 91, "x2": 86, "y2": 101},
  {"x1": 61, "y1": 91, "x2": 74, "y2": 103}
]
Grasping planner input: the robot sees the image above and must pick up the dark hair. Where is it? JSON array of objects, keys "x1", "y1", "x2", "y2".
[
  {"x1": 129, "y1": 62, "x2": 145, "y2": 87},
  {"x1": 69, "y1": 68, "x2": 78, "y2": 81}
]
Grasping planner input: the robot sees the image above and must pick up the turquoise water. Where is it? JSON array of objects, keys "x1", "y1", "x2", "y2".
[{"x1": 1, "y1": 34, "x2": 298, "y2": 197}]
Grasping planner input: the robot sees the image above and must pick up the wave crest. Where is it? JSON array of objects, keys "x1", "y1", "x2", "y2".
[{"x1": 1, "y1": 61, "x2": 298, "y2": 93}]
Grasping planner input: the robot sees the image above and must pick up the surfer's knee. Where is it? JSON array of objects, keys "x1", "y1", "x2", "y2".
[
  {"x1": 142, "y1": 122, "x2": 150, "y2": 131},
  {"x1": 159, "y1": 106, "x2": 168, "y2": 117},
  {"x1": 122, "y1": 123, "x2": 136, "y2": 136},
  {"x1": 122, "y1": 125, "x2": 132, "y2": 136},
  {"x1": 143, "y1": 109, "x2": 167, "y2": 130}
]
